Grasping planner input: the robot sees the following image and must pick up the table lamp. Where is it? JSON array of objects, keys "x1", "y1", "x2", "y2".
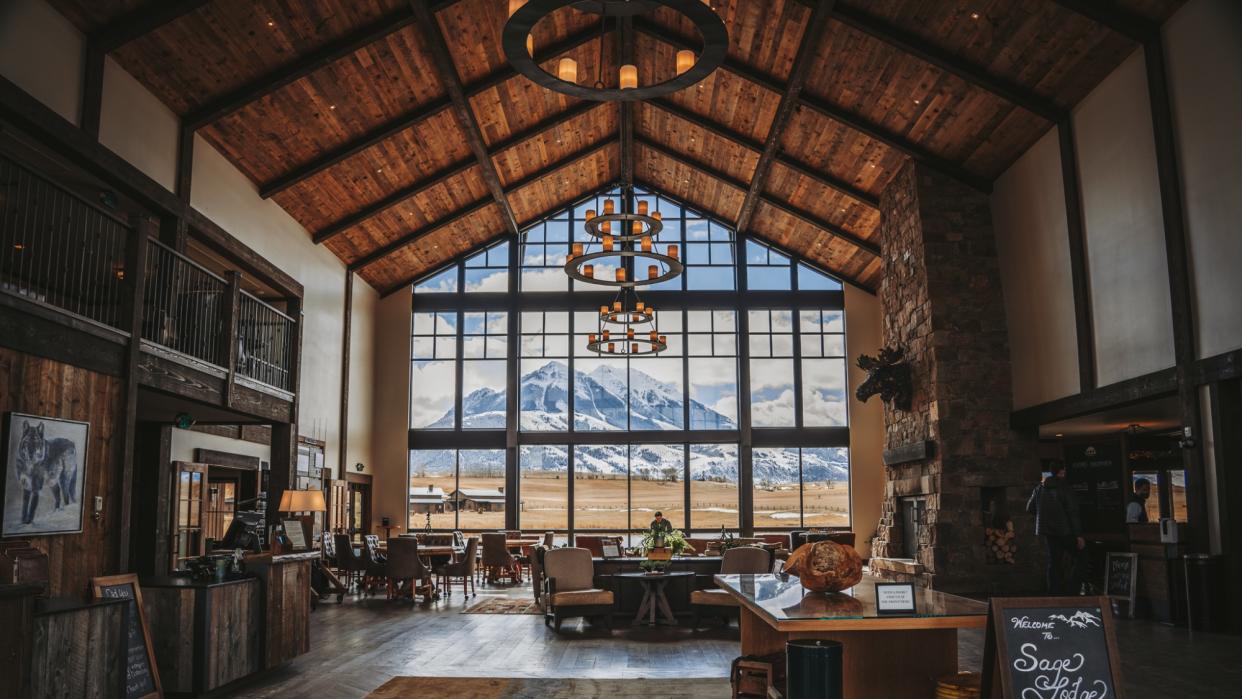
[{"x1": 278, "y1": 488, "x2": 327, "y2": 551}]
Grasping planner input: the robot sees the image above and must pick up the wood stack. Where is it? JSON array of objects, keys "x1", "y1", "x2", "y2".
[
  {"x1": 936, "y1": 672, "x2": 981, "y2": 698},
  {"x1": 985, "y1": 521, "x2": 1017, "y2": 564}
]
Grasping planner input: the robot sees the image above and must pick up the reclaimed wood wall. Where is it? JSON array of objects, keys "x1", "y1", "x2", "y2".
[{"x1": 0, "y1": 348, "x2": 124, "y2": 597}]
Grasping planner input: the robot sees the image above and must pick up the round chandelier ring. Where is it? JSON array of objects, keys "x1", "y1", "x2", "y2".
[
  {"x1": 586, "y1": 336, "x2": 668, "y2": 356},
  {"x1": 599, "y1": 308, "x2": 654, "y2": 326},
  {"x1": 583, "y1": 212, "x2": 664, "y2": 242},
  {"x1": 503, "y1": 0, "x2": 728, "y2": 102},
  {"x1": 564, "y1": 249, "x2": 683, "y2": 287}
]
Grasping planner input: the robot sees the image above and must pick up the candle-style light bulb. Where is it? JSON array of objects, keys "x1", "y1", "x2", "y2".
[
  {"x1": 602, "y1": 330, "x2": 610, "y2": 341},
  {"x1": 641, "y1": 236, "x2": 652, "y2": 252},
  {"x1": 613, "y1": 301, "x2": 622, "y2": 312},
  {"x1": 558, "y1": 57, "x2": 578, "y2": 83},
  {"x1": 628, "y1": 328, "x2": 635, "y2": 340},
  {"x1": 676, "y1": 50, "x2": 695, "y2": 76},
  {"x1": 615, "y1": 267, "x2": 627, "y2": 283},
  {"x1": 619, "y1": 64, "x2": 638, "y2": 89},
  {"x1": 636, "y1": 301, "x2": 645, "y2": 311},
  {"x1": 572, "y1": 242, "x2": 583, "y2": 257},
  {"x1": 604, "y1": 199, "x2": 615, "y2": 214},
  {"x1": 631, "y1": 342, "x2": 639, "y2": 354},
  {"x1": 653, "y1": 211, "x2": 662, "y2": 221},
  {"x1": 659, "y1": 334, "x2": 667, "y2": 345},
  {"x1": 600, "y1": 305, "x2": 609, "y2": 316},
  {"x1": 608, "y1": 342, "x2": 615, "y2": 353},
  {"x1": 585, "y1": 209, "x2": 596, "y2": 221},
  {"x1": 589, "y1": 333, "x2": 597, "y2": 344},
  {"x1": 648, "y1": 264, "x2": 658, "y2": 279},
  {"x1": 667, "y1": 244, "x2": 679, "y2": 261},
  {"x1": 602, "y1": 234, "x2": 613, "y2": 252},
  {"x1": 601, "y1": 220, "x2": 611, "y2": 235},
  {"x1": 650, "y1": 330, "x2": 658, "y2": 342},
  {"x1": 637, "y1": 200, "x2": 649, "y2": 216},
  {"x1": 632, "y1": 220, "x2": 643, "y2": 236},
  {"x1": 584, "y1": 264, "x2": 594, "y2": 279}
]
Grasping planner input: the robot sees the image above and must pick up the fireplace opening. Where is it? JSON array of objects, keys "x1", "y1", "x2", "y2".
[
  {"x1": 899, "y1": 496, "x2": 927, "y2": 560},
  {"x1": 982, "y1": 486, "x2": 1016, "y2": 564}
]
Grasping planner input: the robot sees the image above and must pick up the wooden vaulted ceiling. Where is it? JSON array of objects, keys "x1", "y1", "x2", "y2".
[{"x1": 51, "y1": 0, "x2": 1183, "y2": 294}]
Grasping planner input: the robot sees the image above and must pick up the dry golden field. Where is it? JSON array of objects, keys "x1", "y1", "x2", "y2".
[{"x1": 407, "y1": 473, "x2": 848, "y2": 531}]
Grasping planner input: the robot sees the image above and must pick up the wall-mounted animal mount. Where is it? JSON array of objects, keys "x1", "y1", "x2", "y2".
[{"x1": 855, "y1": 346, "x2": 913, "y2": 411}]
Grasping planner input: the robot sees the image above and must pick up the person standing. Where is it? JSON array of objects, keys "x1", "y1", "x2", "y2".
[
  {"x1": 1126, "y1": 477, "x2": 1152, "y2": 523},
  {"x1": 1027, "y1": 462, "x2": 1084, "y2": 595}
]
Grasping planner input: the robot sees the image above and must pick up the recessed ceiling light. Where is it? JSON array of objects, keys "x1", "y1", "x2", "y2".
[
  {"x1": 376, "y1": 168, "x2": 383, "y2": 173},
  {"x1": 267, "y1": 20, "x2": 275, "y2": 27},
  {"x1": 869, "y1": 163, "x2": 876, "y2": 168},
  {"x1": 970, "y1": 12, "x2": 980, "y2": 20},
  {"x1": 1055, "y1": 433, "x2": 1064, "y2": 438},
  {"x1": 914, "y1": 99, "x2": 921, "y2": 104},
  {"x1": 329, "y1": 105, "x2": 336, "y2": 110}
]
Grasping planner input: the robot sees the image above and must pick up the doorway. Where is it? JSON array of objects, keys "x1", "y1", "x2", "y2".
[{"x1": 346, "y1": 473, "x2": 373, "y2": 541}]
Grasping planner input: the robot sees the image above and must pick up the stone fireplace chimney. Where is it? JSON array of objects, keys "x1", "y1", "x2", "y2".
[{"x1": 869, "y1": 161, "x2": 1042, "y2": 595}]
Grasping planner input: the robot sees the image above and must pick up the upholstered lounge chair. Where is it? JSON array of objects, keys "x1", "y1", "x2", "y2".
[
  {"x1": 543, "y1": 547, "x2": 614, "y2": 631},
  {"x1": 691, "y1": 546, "x2": 771, "y2": 629}
]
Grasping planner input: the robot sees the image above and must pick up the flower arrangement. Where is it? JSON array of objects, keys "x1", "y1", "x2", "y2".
[{"x1": 641, "y1": 526, "x2": 690, "y2": 557}]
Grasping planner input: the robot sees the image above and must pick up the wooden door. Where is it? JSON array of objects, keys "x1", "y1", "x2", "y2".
[
  {"x1": 171, "y1": 461, "x2": 210, "y2": 571},
  {"x1": 326, "y1": 479, "x2": 348, "y2": 535}
]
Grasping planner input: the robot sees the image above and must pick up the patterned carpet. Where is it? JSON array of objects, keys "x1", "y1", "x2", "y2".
[
  {"x1": 461, "y1": 596, "x2": 543, "y2": 615},
  {"x1": 367, "y1": 677, "x2": 732, "y2": 698}
]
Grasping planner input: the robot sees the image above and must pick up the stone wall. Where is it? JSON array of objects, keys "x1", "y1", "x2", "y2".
[{"x1": 871, "y1": 162, "x2": 1042, "y2": 594}]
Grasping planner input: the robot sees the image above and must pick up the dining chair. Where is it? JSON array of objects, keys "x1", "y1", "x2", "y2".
[
  {"x1": 691, "y1": 546, "x2": 771, "y2": 629},
  {"x1": 481, "y1": 532, "x2": 518, "y2": 584},
  {"x1": 435, "y1": 536, "x2": 478, "y2": 597},
  {"x1": 333, "y1": 533, "x2": 367, "y2": 593},
  {"x1": 360, "y1": 535, "x2": 388, "y2": 595},
  {"x1": 386, "y1": 536, "x2": 432, "y2": 602}
]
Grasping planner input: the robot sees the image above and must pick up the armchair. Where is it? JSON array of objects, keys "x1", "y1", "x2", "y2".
[
  {"x1": 691, "y1": 546, "x2": 771, "y2": 629},
  {"x1": 543, "y1": 547, "x2": 614, "y2": 631},
  {"x1": 435, "y1": 536, "x2": 478, "y2": 597},
  {"x1": 386, "y1": 536, "x2": 433, "y2": 602}
]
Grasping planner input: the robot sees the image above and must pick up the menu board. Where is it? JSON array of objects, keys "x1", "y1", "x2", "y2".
[
  {"x1": 91, "y1": 574, "x2": 161, "y2": 699},
  {"x1": 982, "y1": 597, "x2": 1123, "y2": 699},
  {"x1": 1065, "y1": 441, "x2": 1124, "y2": 534}
]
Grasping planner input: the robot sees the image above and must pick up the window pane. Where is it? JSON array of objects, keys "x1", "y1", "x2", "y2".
[
  {"x1": 465, "y1": 267, "x2": 507, "y2": 292},
  {"x1": 753, "y1": 447, "x2": 801, "y2": 528},
  {"x1": 748, "y1": 266, "x2": 790, "y2": 290},
  {"x1": 631, "y1": 444, "x2": 685, "y2": 534},
  {"x1": 455, "y1": 450, "x2": 506, "y2": 529},
  {"x1": 574, "y1": 357, "x2": 627, "y2": 430},
  {"x1": 461, "y1": 360, "x2": 507, "y2": 429},
  {"x1": 520, "y1": 445, "x2": 569, "y2": 530},
  {"x1": 414, "y1": 267, "x2": 457, "y2": 294},
  {"x1": 750, "y1": 358, "x2": 795, "y2": 427},
  {"x1": 689, "y1": 357, "x2": 737, "y2": 429},
  {"x1": 690, "y1": 444, "x2": 738, "y2": 533},
  {"x1": 574, "y1": 444, "x2": 628, "y2": 531},
  {"x1": 629, "y1": 357, "x2": 684, "y2": 430},
  {"x1": 1170, "y1": 470, "x2": 1187, "y2": 522},
  {"x1": 520, "y1": 359, "x2": 569, "y2": 430},
  {"x1": 801, "y1": 359, "x2": 848, "y2": 426},
  {"x1": 411, "y1": 360, "x2": 455, "y2": 428},
  {"x1": 521, "y1": 267, "x2": 568, "y2": 291},
  {"x1": 409, "y1": 450, "x2": 456, "y2": 530},
  {"x1": 798, "y1": 263, "x2": 842, "y2": 291},
  {"x1": 802, "y1": 447, "x2": 850, "y2": 527}
]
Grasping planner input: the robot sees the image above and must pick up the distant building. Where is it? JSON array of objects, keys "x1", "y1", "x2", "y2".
[
  {"x1": 409, "y1": 485, "x2": 447, "y2": 514},
  {"x1": 450, "y1": 488, "x2": 506, "y2": 513}
]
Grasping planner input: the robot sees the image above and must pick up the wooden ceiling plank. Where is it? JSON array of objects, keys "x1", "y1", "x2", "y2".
[
  {"x1": 410, "y1": 0, "x2": 520, "y2": 236},
  {"x1": 260, "y1": 97, "x2": 453, "y2": 199},
  {"x1": 464, "y1": 21, "x2": 604, "y2": 99},
  {"x1": 1047, "y1": 0, "x2": 1156, "y2": 42},
  {"x1": 799, "y1": 92, "x2": 992, "y2": 192},
  {"x1": 647, "y1": 98, "x2": 879, "y2": 208},
  {"x1": 829, "y1": 4, "x2": 1065, "y2": 122},
  {"x1": 184, "y1": 8, "x2": 417, "y2": 130},
  {"x1": 735, "y1": 0, "x2": 835, "y2": 242},
  {"x1": 348, "y1": 196, "x2": 493, "y2": 272},
  {"x1": 637, "y1": 136, "x2": 879, "y2": 257},
  {"x1": 633, "y1": 19, "x2": 785, "y2": 93},
  {"x1": 620, "y1": 17, "x2": 635, "y2": 188},
  {"x1": 94, "y1": 0, "x2": 214, "y2": 53},
  {"x1": 503, "y1": 138, "x2": 617, "y2": 194},
  {"x1": 486, "y1": 101, "x2": 602, "y2": 154},
  {"x1": 311, "y1": 157, "x2": 476, "y2": 244}
]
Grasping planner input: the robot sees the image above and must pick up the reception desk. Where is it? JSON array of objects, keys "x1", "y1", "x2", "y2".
[{"x1": 715, "y1": 574, "x2": 987, "y2": 699}]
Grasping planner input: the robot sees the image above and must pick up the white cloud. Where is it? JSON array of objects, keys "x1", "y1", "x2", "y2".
[{"x1": 751, "y1": 389, "x2": 795, "y2": 426}]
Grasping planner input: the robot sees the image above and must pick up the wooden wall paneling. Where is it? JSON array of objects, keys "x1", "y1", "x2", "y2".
[
  {"x1": 635, "y1": 146, "x2": 747, "y2": 222},
  {"x1": 648, "y1": 0, "x2": 810, "y2": 81},
  {"x1": 780, "y1": 106, "x2": 906, "y2": 196},
  {"x1": 752, "y1": 202, "x2": 878, "y2": 290},
  {"x1": 363, "y1": 204, "x2": 507, "y2": 290},
  {"x1": 77, "y1": 0, "x2": 213, "y2": 52},
  {"x1": 141, "y1": 586, "x2": 196, "y2": 694},
  {"x1": 644, "y1": 42, "x2": 781, "y2": 144},
  {"x1": 499, "y1": 139, "x2": 617, "y2": 194},
  {"x1": 0, "y1": 299, "x2": 126, "y2": 377},
  {"x1": 28, "y1": 601, "x2": 127, "y2": 699},
  {"x1": 0, "y1": 585, "x2": 38, "y2": 699},
  {"x1": 0, "y1": 349, "x2": 124, "y2": 597}
]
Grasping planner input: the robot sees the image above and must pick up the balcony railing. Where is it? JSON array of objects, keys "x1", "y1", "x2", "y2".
[
  {"x1": 143, "y1": 240, "x2": 226, "y2": 366},
  {"x1": 0, "y1": 154, "x2": 130, "y2": 329},
  {"x1": 237, "y1": 291, "x2": 295, "y2": 391}
]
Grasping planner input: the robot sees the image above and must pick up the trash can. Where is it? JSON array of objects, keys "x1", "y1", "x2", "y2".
[
  {"x1": 786, "y1": 639, "x2": 843, "y2": 699},
  {"x1": 1184, "y1": 554, "x2": 1226, "y2": 632}
]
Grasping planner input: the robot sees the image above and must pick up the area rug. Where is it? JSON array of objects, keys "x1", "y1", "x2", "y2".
[
  {"x1": 461, "y1": 597, "x2": 543, "y2": 615},
  {"x1": 367, "y1": 677, "x2": 731, "y2": 698}
]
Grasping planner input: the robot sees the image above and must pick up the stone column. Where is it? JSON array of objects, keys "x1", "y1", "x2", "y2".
[{"x1": 871, "y1": 161, "x2": 1041, "y2": 594}]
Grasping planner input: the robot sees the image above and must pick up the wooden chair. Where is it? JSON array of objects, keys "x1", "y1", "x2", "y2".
[
  {"x1": 543, "y1": 547, "x2": 614, "y2": 631},
  {"x1": 386, "y1": 537, "x2": 433, "y2": 602},
  {"x1": 435, "y1": 536, "x2": 478, "y2": 597},
  {"x1": 360, "y1": 535, "x2": 388, "y2": 595},
  {"x1": 333, "y1": 533, "x2": 367, "y2": 593},
  {"x1": 481, "y1": 532, "x2": 519, "y2": 584},
  {"x1": 692, "y1": 546, "x2": 771, "y2": 629}
]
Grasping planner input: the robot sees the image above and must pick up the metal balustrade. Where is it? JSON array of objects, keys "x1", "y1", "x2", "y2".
[
  {"x1": 237, "y1": 291, "x2": 294, "y2": 391},
  {"x1": 142, "y1": 240, "x2": 226, "y2": 366},
  {"x1": 0, "y1": 154, "x2": 130, "y2": 329}
]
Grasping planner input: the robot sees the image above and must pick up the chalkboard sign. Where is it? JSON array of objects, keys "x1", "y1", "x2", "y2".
[
  {"x1": 91, "y1": 574, "x2": 162, "y2": 699},
  {"x1": 1105, "y1": 552, "x2": 1138, "y2": 618},
  {"x1": 982, "y1": 597, "x2": 1124, "y2": 699}
]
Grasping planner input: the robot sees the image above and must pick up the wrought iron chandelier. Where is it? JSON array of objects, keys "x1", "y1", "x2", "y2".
[
  {"x1": 503, "y1": 0, "x2": 728, "y2": 101},
  {"x1": 566, "y1": 194, "x2": 680, "y2": 355}
]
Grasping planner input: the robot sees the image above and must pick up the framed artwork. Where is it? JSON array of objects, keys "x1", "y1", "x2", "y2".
[{"x1": 3, "y1": 412, "x2": 90, "y2": 537}]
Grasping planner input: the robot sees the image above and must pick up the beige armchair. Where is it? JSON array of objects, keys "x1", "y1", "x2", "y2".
[
  {"x1": 691, "y1": 546, "x2": 771, "y2": 629},
  {"x1": 543, "y1": 547, "x2": 614, "y2": 631}
]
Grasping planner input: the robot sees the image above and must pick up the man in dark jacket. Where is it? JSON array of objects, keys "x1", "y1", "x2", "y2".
[{"x1": 1027, "y1": 462, "x2": 1084, "y2": 595}]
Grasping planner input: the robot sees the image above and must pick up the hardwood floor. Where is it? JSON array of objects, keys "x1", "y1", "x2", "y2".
[{"x1": 229, "y1": 582, "x2": 1242, "y2": 699}]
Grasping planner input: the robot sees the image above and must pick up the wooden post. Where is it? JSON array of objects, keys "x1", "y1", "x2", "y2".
[
  {"x1": 338, "y1": 273, "x2": 353, "y2": 481},
  {"x1": 118, "y1": 215, "x2": 152, "y2": 570},
  {"x1": 268, "y1": 296, "x2": 304, "y2": 527}
]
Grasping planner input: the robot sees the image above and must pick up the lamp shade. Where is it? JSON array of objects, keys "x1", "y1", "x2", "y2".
[{"x1": 279, "y1": 489, "x2": 327, "y2": 512}]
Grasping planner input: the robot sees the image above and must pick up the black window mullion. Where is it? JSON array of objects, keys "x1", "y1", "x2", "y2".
[
  {"x1": 454, "y1": 311, "x2": 464, "y2": 431},
  {"x1": 792, "y1": 308, "x2": 805, "y2": 429}
]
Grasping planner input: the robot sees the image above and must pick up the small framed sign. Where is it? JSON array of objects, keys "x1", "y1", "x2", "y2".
[
  {"x1": 874, "y1": 582, "x2": 917, "y2": 615},
  {"x1": 1104, "y1": 552, "x2": 1138, "y2": 618},
  {"x1": 282, "y1": 518, "x2": 309, "y2": 550},
  {"x1": 601, "y1": 543, "x2": 622, "y2": 558}
]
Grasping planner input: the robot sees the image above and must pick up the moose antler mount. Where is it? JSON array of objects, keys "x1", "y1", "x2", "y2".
[{"x1": 855, "y1": 346, "x2": 912, "y2": 411}]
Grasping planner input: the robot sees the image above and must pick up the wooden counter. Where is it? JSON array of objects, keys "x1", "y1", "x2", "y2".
[
  {"x1": 244, "y1": 551, "x2": 316, "y2": 668},
  {"x1": 715, "y1": 574, "x2": 987, "y2": 699},
  {"x1": 29, "y1": 597, "x2": 129, "y2": 699}
]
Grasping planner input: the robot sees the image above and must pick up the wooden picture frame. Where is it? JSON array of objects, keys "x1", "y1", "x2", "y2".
[
  {"x1": 1104, "y1": 551, "x2": 1138, "y2": 618},
  {"x1": 981, "y1": 596, "x2": 1124, "y2": 699},
  {"x1": 90, "y1": 573, "x2": 162, "y2": 699},
  {"x1": 2, "y1": 412, "x2": 90, "y2": 537},
  {"x1": 601, "y1": 543, "x2": 622, "y2": 559}
]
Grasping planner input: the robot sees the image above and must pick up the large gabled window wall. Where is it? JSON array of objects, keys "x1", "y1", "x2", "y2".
[{"x1": 408, "y1": 186, "x2": 851, "y2": 541}]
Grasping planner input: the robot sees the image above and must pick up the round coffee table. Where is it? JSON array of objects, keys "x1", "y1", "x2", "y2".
[{"x1": 617, "y1": 571, "x2": 694, "y2": 626}]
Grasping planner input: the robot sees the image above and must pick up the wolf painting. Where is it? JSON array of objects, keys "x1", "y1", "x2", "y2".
[{"x1": 3, "y1": 413, "x2": 89, "y2": 536}]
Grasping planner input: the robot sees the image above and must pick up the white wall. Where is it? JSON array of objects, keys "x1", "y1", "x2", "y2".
[
  {"x1": 1074, "y1": 49, "x2": 1177, "y2": 387},
  {"x1": 0, "y1": 0, "x2": 81, "y2": 125},
  {"x1": 845, "y1": 286, "x2": 884, "y2": 557},
  {"x1": 170, "y1": 427, "x2": 270, "y2": 464},
  {"x1": 992, "y1": 128, "x2": 1081, "y2": 408},
  {"x1": 370, "y1": 291, "x2": 413, "y2": 534},
  {"x1": 99, "y1": 56, "x2": 179, "y2": 191},
  {"x1": 1165, "y1": 0, "x2": 1242, "y2": 359}
]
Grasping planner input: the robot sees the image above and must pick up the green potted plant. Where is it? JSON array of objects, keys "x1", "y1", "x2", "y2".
[
  {"x1": 639, "y1": 559, "x2": 670, "y2": 575},
  {"x1": 641, "y1": 527, "x2": 690, "y2": 557}
]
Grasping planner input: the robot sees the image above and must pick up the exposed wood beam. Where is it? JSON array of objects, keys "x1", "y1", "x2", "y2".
[
  {"x1": 348, "y1": 196, "x2": 494, "y2": 272},
  {"x1": 829, "y1": 4, "x2": 1065, "y2": 122},
  {"x1": 410, "y1": 0, "x2": 520, "y2": 236},
  {"x1": 636, "y1": 136, "x2": 879, "y2": 256},
  {"x1": 798, "y1": 92, "x2": 992, "y2": 192},
  {"x1": 1047, "y1": 0, "x2": 1156, "y2": 43},
  {"x1": 464, "y1": 23, "x2": 603, "y2": 99},
  {"x1": 260, "y1": 97, "x2": 452, "y2": 198},
  {"x1": 647, "y1": 98, "x2": 880, "y2": 208},
  {"x1": 503, "y1": 138, "x2": 616, "y2": 194},
  {"x1": 735, "y1": 0, "x2": 835, "y2": 242},
  {"x1": 485, "y1": 101, "x2": 602, "y2": 155},
  {"x1": 312, "y1": 158, "x2": 475, "y2": 244},
  {"x1": 184, "y1": 9, "x2": 417, "y2": 130},
  {"x1": 94, "y1": 0, "x2": 213, "y2": 53},
  {"x1": 80, "y1": 42, "x2": 105, "y2": 138}
]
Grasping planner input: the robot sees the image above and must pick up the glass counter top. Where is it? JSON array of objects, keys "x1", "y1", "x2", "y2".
[{"x1": 714, "y1": 573, "x2": 987, "y2": 623}]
